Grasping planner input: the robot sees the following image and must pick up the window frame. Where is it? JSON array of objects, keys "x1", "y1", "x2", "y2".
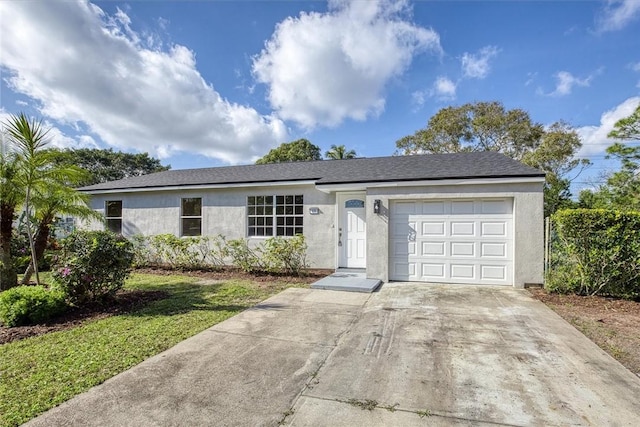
[
  {"x1": 247, "y1": 194, "x2": 304, "y2": 237},
  {"x1": 105, "y1": 200, "x2": 123, "y2": 234},
  {"x1": 180, "y1": 197, "x2": 202, "y2": 237}
]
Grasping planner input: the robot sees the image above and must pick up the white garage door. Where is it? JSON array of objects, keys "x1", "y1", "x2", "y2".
[{"x1": 389, "y1": 199, "x2": 513, "y2": 285}]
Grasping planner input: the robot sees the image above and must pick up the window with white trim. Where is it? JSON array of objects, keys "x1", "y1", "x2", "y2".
[
  {"x1": 247, "y1": 195, "x2": 303, "y2": 237},
  {"x1": 181, "y1": 197, "x2": 202, "y2": 236},
  {"x1": 105, "y1": 200, "x2": 122, "y2": 234}
]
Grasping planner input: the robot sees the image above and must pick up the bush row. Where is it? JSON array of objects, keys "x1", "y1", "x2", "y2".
[
  {"x1": 131, "y1": 234, "x2": 309, "y2": 276},
  {"x1": 546, "y1": 209, "x2": 640, "y2": 299}
]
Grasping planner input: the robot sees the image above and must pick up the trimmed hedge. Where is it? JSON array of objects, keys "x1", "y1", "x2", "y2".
[
  {"x1": 546, "y1": 209, "x2": 640, "y2": 298},
  {"x1": 0, "y1": 286, "x2": 67, "y2": 327}
]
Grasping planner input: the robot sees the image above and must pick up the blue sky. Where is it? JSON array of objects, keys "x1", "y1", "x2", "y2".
[{"x1": 1, "y1": 0, "x2": 639, "y2": 195}]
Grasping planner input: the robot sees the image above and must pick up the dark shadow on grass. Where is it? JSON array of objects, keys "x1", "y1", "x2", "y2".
[{"x1": 124, "y1": 281, "x2": 265, "y2": 318}]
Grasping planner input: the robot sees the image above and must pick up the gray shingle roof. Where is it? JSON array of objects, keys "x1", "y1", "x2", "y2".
[{"x1": 79, "y1": 152, "x2": 544, "y2": 192}]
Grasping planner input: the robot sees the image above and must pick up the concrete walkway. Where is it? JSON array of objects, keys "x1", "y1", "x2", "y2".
[{"x1": 26, "y1": 284, "x2": 640, "y2": 427}]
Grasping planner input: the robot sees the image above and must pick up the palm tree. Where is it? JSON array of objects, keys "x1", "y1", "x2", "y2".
[
  {"x1": 3, "y1": 113, "x2": 52, "y2": 285},
  {"x1": 21, "y1": 174, "x2": 102, "y2": 284},
  {"x1": 325, "y1": 144, "x2": 357, "y2": 160},
  {"x1": 3, "y1": 113, "x2": 100, "y2": 286}
]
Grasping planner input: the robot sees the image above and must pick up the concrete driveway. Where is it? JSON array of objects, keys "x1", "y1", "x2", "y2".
[{"x1": 26, "y1": 284, "x2": 640, "y2": 427}]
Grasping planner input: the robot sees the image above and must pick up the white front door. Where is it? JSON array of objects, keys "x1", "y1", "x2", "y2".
[{"x1": 338, "y1": 195, "x2": 366, "y2": 268}]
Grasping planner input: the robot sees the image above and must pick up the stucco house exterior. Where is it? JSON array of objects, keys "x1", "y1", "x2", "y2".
[{"x1": 80, "y1": 152, "x2": 545, "y2": 288}]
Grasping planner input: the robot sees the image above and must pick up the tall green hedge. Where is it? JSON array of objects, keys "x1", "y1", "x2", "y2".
[{"x1": 546, "y1": 209, "x2": 640, "y2": 299}]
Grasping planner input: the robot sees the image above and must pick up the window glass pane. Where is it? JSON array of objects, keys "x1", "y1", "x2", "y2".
[
  {"x1": 295, "y1": 217, "x2": 303, "y2": 226},
  {"x1": 286, "y1": 217, "x2": 294, "y2": 226},
  {"x1": 106, "y1": 201, "x2": 122, "y2": 217},
  {"x1": 182, "y1": 218, "x2": 201, "y2": 236},
  {"x1": 276, "y1": 206, "x2": 284, "y2": 215},
  {"x1": 294, "y1": 227, "x2": 303, "y2": 235},
  {"x1": 285, "y1": 206, "x2": 293, "y2": 215},
  {"x1": 265, "y1": 196, "x2": 273, "y2": 204},
  {"x1": 248, "y1": 217, "x2": 256, "y2": 226},
  {"x1": 285, "y1": 195, "x2": 293, "y2": 204},
  {"x1": 276, "y1": 227, "x2": 285, "y2": 236},
  {"x1": 265, "y1": 206, "x2": 273, "y2": 215},
  {"x1": 295, "y1": 206, "x2": 303, "y2": 215},
  {"x1": 277, "y1": 217, "x2": 284, "y2": 225},
  {"x1": 256, "y1": 196, "x2": 264, "y2": 205},
  {"x1": 257, "y1": 217, "x2": 264, "y2": 226},
  {"x1": 276, "y1": 196, "x2": 284, "y2": 205},
  {"x1": 345, "y1": 199, "x2": 364, "y2": 208},
  {"x1": 256, "y1": 206, "x2": 264, "y2": 216},
  {"x1": 248, "y1": 206, "x2": 255, "y2": 215},
  {"x1": 182, "y1": 198, "x2": 202, "y2": 216},
  {"x1": 106, "y1": 219, "x2": 122, "y2": 234},
  {"x1": 266, "y1": 217, "x2": 273, "y2": 226},
  {"x1": 248, "y1": 227, "x2": 256, "y2": 236}
]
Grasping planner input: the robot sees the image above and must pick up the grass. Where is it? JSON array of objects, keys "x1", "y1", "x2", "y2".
[{"x1": 0, "y1": 273, "x2": 305, "y2": 427}]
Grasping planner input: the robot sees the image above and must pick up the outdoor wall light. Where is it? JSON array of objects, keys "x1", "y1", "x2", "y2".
[
  {"x1": 309, "y1": 207, "x2": 320, "y2": 215},
  {"x1": 373, "y1": 199, "x2": 381, "y2": 214}
]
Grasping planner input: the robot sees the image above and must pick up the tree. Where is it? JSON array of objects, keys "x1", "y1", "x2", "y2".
[
  {"x1": 255, "y1": 139, "x2": 322, "y2": 164},
  {"x1": 1, "y1": 113, "x2": 98, "y2": 287},
  {"x1": 396, "y1": 101, "x2": 589, "y2": 217},
  {"x1": 608, "y1": 104, "x2": 640, "y2": 141},
  {"x1": 325, "y1": 144, "x2": 357, "y2": 160},
  {"x1": 579, "y1": 103, "x2": 640, "y2": 210},
  {"x1": 3, "y1": 113, "x2": 51, "y2": 285},
  {"x1": 0, "y1": 134, "x2": 22, "y2": 290},
  {"x1": 49, "y1": 148, "x2": 170, "y2": 186},
  {"x1": 21, "y1": 176, "x2": 102, "y2": 284}
]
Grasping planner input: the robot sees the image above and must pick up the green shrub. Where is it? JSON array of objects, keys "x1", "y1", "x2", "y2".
[
  {"x1": 52, "y1": 231, "x2": 135, "y2": 305},
  {"x1": 546, "y1": 209, "x2": 640, "y2": 298},
  {"x1": 145, "y1": 234, "x2": 225, "y2": 269},
  {"x1": 0, "y1": 286, "x2": 67, "y2": 327},
  {"x1": 224, "y1": 238, "x2": 263, "y2": 273},
  {"x1": 261, "y1": 235, "x2": 309, "y2": 276}
]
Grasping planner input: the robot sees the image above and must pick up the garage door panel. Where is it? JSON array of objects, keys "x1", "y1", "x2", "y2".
[
  {"x1": 481, "y1": 265, "x2": 507, "y2": 280},
  {"x1": 451, "y1": 221, "x2": 475, "y2": 236},
  {"x1": 481, "y1": 199, "x2": 512, "y2": 214},
  {"x1": 451, "y1": 200, "x2": 475, "y2": 214},
  {"x1": 450, "y1": 242, "x2": 475, "y2": 256},
  {"x1": 481, "y1": 222, "x2": 507, "y2": 237},
  {"x1": 450, "y1": 264, "x2": 475, "y2": 279},
  {"x1": 422, "y1": 263, "x2": 445, "y2": 278},
  {"x1": 422, "y1": 241, "x2": 445, "y2": 256},
  {"x1": 422, "y1": 221, "x2": 445, "y2": 236},
  {"x1": 390, "y1": 198, "x2": 513, "y2": 285},
  {"x1": 481, "y1": 242, "x2": 507, "y2": 257},
  {"x1": 395, "y1": 201, "x2": 417, "y2": 214},
  {"x1": 421, "y1": 201, "x2": 445, "y2": 214}
]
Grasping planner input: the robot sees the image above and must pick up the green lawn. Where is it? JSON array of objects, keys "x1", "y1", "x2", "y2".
[{"x1": 0, "y1": 273, "x2": 305, "y2": 427}]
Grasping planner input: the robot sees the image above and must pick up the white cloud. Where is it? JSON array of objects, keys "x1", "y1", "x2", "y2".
[
  {"x1": 432, "y1": 76, "x2": 457, "y2": 100},
  {"x1": 461, "y1": 46, "x2": 500, "y2": 79},
  {"x1": 596, "y1": 0, "x2": 640, "y2": 32},
  {"x1": 577, "y1": 97, "x2": 640, "y2": 156},
  {"x1": 547, "y1": 71, "x2": 594, "y2": 97},
  {"x1": 0, "y1": 1, "x2": 287, "y2": 164},
  {"x1": 252, "y1": 0, "x2": 441, "y2": 128}
]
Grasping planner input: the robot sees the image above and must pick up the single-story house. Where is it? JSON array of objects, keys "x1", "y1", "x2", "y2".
[{"x1": 80, "y1": 152, "x2": 545, "y2": 288}]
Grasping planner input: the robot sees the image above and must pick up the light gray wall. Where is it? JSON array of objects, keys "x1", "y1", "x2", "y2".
[
  {"x1": 86, "y1": 185, "x2": 336, "y2": 269},
  {"x1": 364, "y1": 181, "x2": 544, "y2": 288}
]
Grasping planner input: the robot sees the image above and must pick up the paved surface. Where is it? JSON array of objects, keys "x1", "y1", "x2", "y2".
[
  {"x1": 310, "y1": 269, "x2": 382, "y2": 292},
  {"x1": 26, "y1": 284, "x2": 640, "y2": 427}
]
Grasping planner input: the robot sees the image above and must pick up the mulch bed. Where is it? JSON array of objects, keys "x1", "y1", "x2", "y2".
[
  {"x1": 528, "y1": 288, "x2": 640, "y2": 377},
  {"x1": 1, "y1": 268, "x2": 331, "y2": 346},
  {"x1": 134, "y1": 267, "x2": 332, "y2": 284}
]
